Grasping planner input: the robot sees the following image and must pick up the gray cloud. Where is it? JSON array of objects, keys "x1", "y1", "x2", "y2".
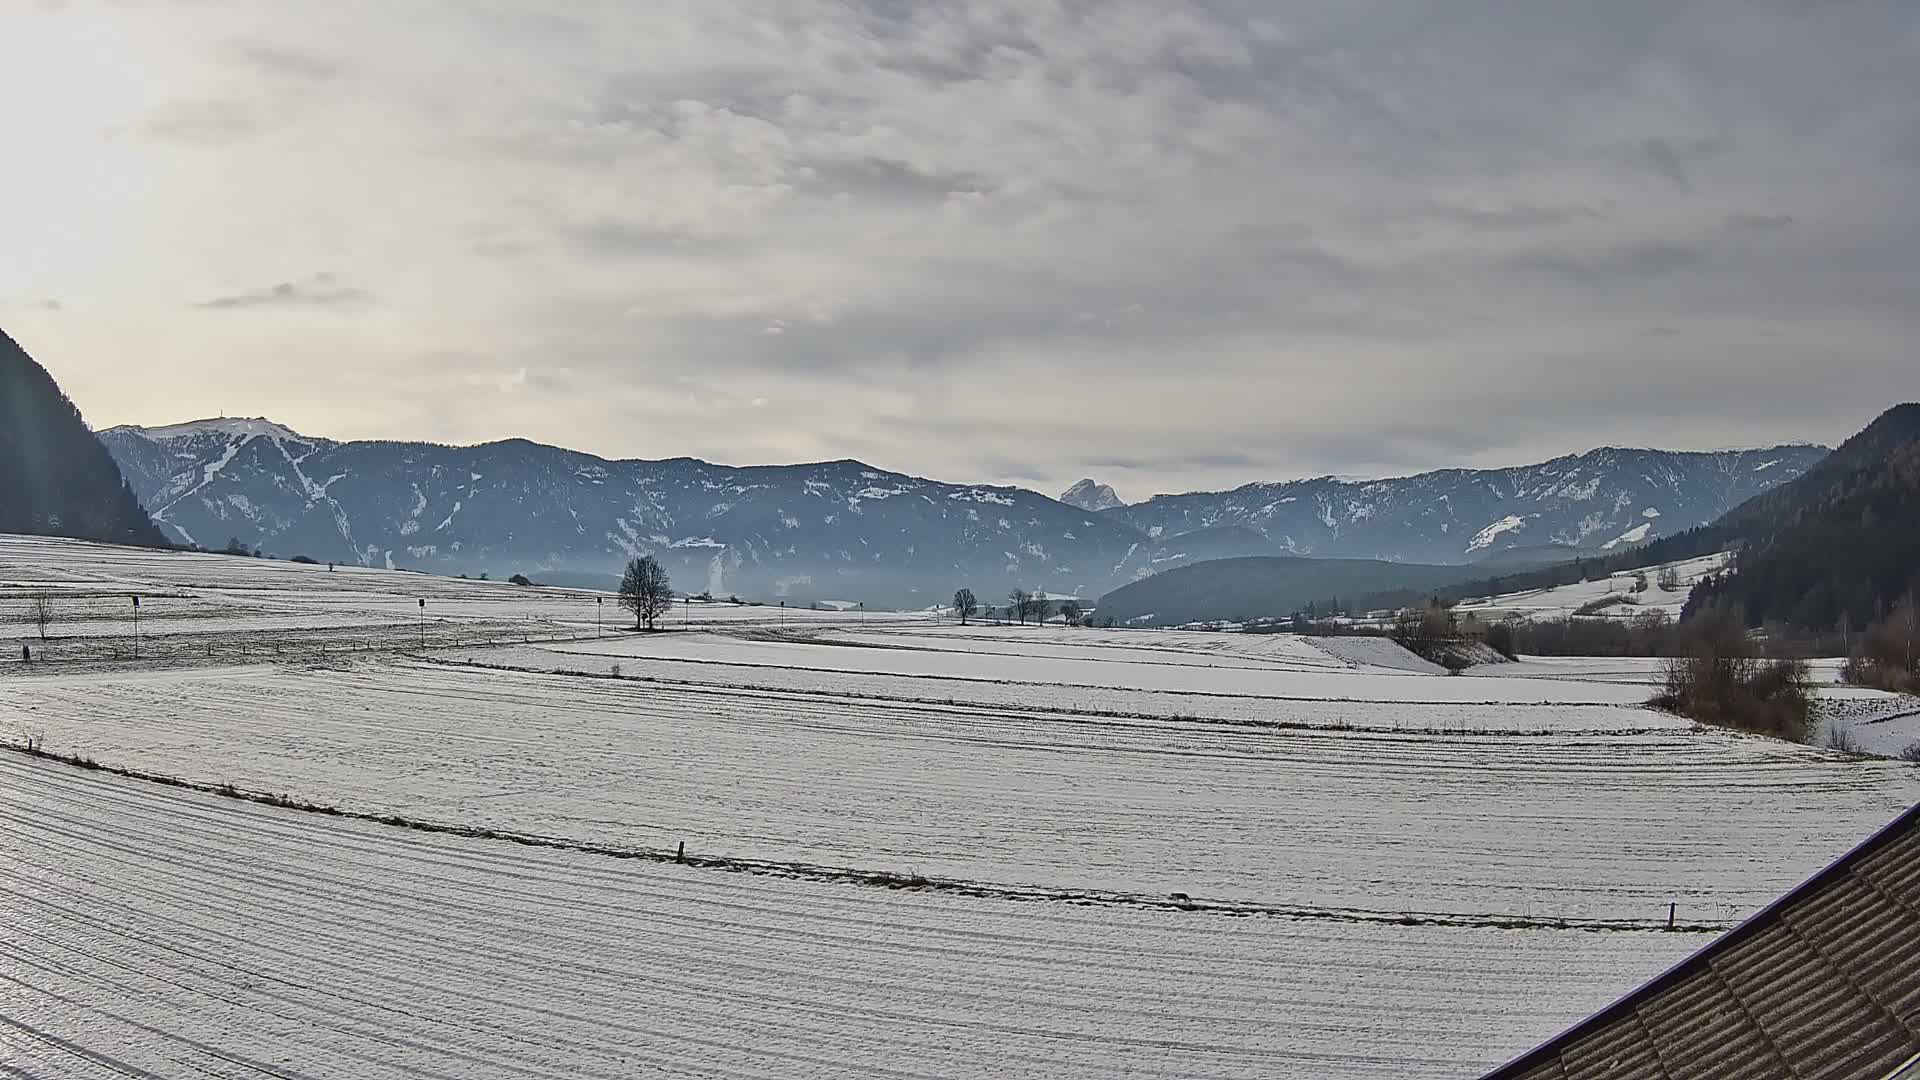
[
  {"x1": 20, "y1": 0, "x2": 1920, "y2": 496},
  {"x1": 1415, "y1": 202, "x2": 1604, "y2": 231},
  {"x1": 193, "y1": 275, "x2": 371, "y2": 311},
  {"x1": 1725, "y1": 212, "x2": 1795, "y2": 231},
  {"x1": 564, "y1": 220, "x2": 739, "y2": 260},
  {"x1": 231, "y1": 42, "x2": 340, "y2": 81},
  {"x1": 794, "y1": 156, "x2": 992, "y2": 204},
  {"x1": 1640, "y1": 138, "x2": 1692, "y2": 192},
  {"x1": 139, "y1": 99, "x2": 268, "y2": 145},
  {"x1": 1500, "y1": 242, "x2": 1709, "y2": 284}
]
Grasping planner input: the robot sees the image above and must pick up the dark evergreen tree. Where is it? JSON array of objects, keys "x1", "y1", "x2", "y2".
[{"x1": 0, "y1": 328, "x2": 167, "y2": 547}]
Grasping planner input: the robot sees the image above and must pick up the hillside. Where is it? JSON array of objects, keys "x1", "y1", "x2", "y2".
[
  {"x1": 1452, "y1": 552, "x2": 1732, "y2": 622},
  {"x1": 1094, "y1": 555, "x2": 1481, "y2": 628},
  {"x1": 0, "y1": 329, "x2": 167, "y2": 548},
  {"x1": 1355, "y1": 404, "x2": 1918, "y2": 631},
  {"x1": 1685, "y1": 405, "x2": 1920, "y2": 631},
  {"x1": 1104, "y1": 445, "x2": 1826, "y2": 564}
]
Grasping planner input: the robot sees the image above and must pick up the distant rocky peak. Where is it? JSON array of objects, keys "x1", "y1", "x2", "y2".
[{"x1": 1060, "y1": 478, "x2": 1124, "y2": 512}]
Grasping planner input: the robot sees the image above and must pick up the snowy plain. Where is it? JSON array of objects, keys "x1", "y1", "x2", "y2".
[
  {"x1": 540, "y1": 629, "x2": 1657, "y2": 705},
  {"x1": 0, "y1": 753, "x2": 1702, "y2": 1080},
  {"x1": 3, "y1": 534, "x2": 1918, "y2": 1077}
]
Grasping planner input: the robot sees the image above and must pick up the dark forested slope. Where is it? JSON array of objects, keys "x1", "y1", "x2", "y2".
[
  {"x1": 1685, "y1": 407, "x2": 1920, "y2": 631},
  {"x1": 0, "y1": 329, "x2": 167, "y2": 547}
]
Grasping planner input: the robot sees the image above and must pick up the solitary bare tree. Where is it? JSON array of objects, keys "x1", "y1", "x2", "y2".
[
  {"x1": 953, "y1": 588, "x2": 978, "y2": 625},
  {"x1": 29, "y1": 594, "x2": 52, "y2": 641},
  {"x1": 619, "y1": 556, "x2": 674, "y2": 630}
]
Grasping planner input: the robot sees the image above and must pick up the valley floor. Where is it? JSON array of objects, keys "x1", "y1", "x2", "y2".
[{"x1": 2, "y1": 534, "x2": 1916, "y2": 1077}]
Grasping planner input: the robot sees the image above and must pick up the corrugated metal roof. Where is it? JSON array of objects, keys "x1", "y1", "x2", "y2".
[{"x1": 1484, "y1": 803, "x2": 1920, "y2": 1080}]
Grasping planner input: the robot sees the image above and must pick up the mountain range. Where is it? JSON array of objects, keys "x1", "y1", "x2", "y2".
[
  {"x1": 1105, "y1": 444, "x2": 1828, "y2": 566},
  {"x1": 98, "y1": 416, "x2": 1826, "y2": 606}
]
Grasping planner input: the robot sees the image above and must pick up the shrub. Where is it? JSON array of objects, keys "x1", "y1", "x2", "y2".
[
  {"x1": 508, "y1": 574, "x2": 534, "y2": 587},
  {"x1": 1825, "y1": 725, "x2": 1862, "y2": 754},
  {"x1": 1574, "y1": 594, "x2": 1635, "y2": 616},
  {"x1": 1389, "y1": 600, "x2": 1456, "y2": 663},
  {"x1": 1484, "y1": 618, "x2": 1520, "y2": 661},
  {"x1": 290, "y1": 554, "x2": 318, "y2": 565},
  {"x1": 1652, "y1": 611, "x2": 1814, "y2": 742},
  {"x1": 1840, "y1": 601, "x2": 1920, "y2": 694},
  {"x1": 1899, "y1": 741, "x2": 1920, "y2": 763}
]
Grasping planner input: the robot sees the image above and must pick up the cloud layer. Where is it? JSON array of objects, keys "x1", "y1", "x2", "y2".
[{"x1": 4, "y1": 0, "x2": 1917, "y2": 497}]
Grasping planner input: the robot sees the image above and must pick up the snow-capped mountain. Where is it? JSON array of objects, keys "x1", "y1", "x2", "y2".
[
  {"x1": 1059, "y1": 479, "x2": 1125, "y2": 513},
  {"x1": 1105, "y1": 445, "x2": 1829, "y2": 565},
  {"x1": 100, "y1": 419, "x2": 1171, "y2": 604},
  {"x1": 99, "y1": 419, "x2": 1826, "y2": 605}
]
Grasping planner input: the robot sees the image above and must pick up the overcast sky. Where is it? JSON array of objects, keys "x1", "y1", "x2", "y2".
[{"x1": 2, "y1": 1, "x2": 1916, "y2": 499}]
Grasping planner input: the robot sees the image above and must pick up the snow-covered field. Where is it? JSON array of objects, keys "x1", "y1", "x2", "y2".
[
  {"x1": 0, "y1": 753, "x2": 1700, "y2": 1080},
  {"x1": 22, "y1": 656, "x2": 1911, "y2": 922},
  {"x1": 538, "y1": 629, "x2": 1656, "y2": 705},
  {"x1": 3, "y1": 534, "x2": 1917, "y2": 1077},
  {"x1": 0, "y1": 534, "x2": 926, "y2": 661},
  {"x1": 1453, "y1": 552, "x2": 1731, "y2": 621}
]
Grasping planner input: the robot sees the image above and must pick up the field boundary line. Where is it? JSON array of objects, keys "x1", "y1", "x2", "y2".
[
  {"x1": 1, "y1": 742, "x2": 1725, "y2": 935},
  {"x1": 426, "y1": 654, "x2": 1674, "y2": 738}
]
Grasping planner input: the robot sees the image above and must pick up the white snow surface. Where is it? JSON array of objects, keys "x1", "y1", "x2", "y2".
[
  {"x1": 0, "y1": 753, "x2": 1701, "y2": 1079},
  {"x1": 3, "y1": 532, "x2": 1918, "y2": 1077},
  {"x1": 1454, "y1": 552, "x2": 1732, "y2": 621},
  {"x1": 1465, "y1": 514, "x2": 1527, "y2": 553},
  {"x1": 129, "y1": 416, "x2": 307, "y2": 442},
  {"x1": 548, "y1": 630, "x2": 1652, "y2": 704}
]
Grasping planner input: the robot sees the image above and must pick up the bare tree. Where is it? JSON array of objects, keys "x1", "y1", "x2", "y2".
[
  {"x1": 1008, "y1": 588, "x2": 1032, "y2": 626},
  {"x1": 1656, "y1": 566, "x2": 1682, "y2": 592},
  {"x1": 28, "y1": 594, "x2": 52, "y2": 641},
  {"x1": 953, "y1": 588, "x2": 978, "y2": 625},
  {"x1": 1058, "y1": 599, "x2": 1084, "y2": 627},
  {"x1": 619, "y1": 556, "x2": 674, "y2": 630}
]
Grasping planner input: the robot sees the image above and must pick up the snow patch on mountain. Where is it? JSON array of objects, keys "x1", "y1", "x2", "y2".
[
  {"x1": 1467, "y1": 515, "x2": 1528, "y2": 553},
  {"x1": 128, "y1": 417, "x2": 305, "y2": 443},
  {"x1": 1602, "y1": 522, "x2": 1653, "y2": 549}
]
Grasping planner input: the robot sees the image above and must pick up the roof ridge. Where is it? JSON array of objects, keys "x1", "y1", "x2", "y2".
[{"x1": 1482, "y1": 802, "x2": 1920, "y2": 1078}]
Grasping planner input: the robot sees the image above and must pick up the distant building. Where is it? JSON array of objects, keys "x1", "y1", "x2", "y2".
[{"x1": 1483, "y1": 803, "x2": 1920, "y2": 1080}]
